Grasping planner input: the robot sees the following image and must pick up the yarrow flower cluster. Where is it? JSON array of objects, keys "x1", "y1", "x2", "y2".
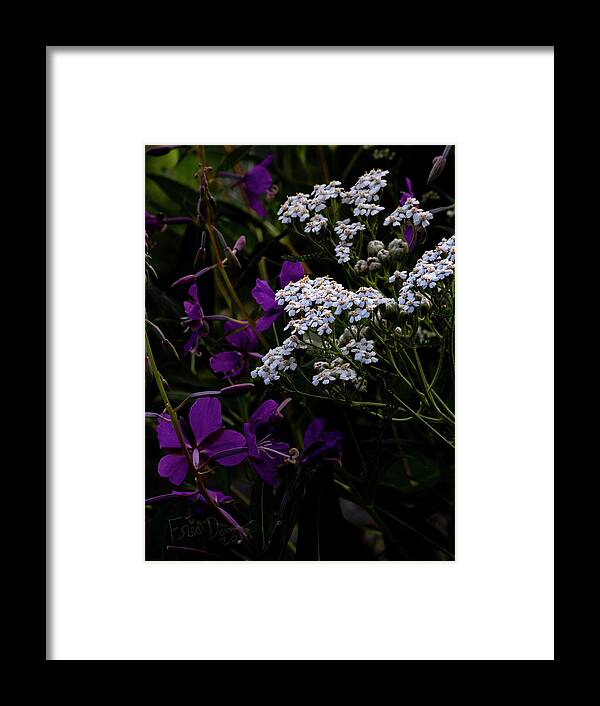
[
  {"x1": 340, "y1": 169, "x2": 389, "y2": 207},
  {"x1": 389, "y1": 236, "x2": 455, "y2": 313},
  {"x1": 334, "y1": 219, "x2": 365, "y2": 242},
  {"x1": 383, "y1": 197, "x2": 433, "y2": 229},
  {"x1": 332, "y1": 219, "x2": 366, "y2": 264},
  {"x1": 309, "y1": 181, "x2": 342, "y2": 211},
  {"x1": 312, "y1": 358, "x2": 358, "y2": 386},
  {"x1": 250, "y1": 335, "x2": 305, "y2": 385},
  {"x1": 251, "y1": 276, "x2": 392, "y2": 385},
  {"x1": 275, "y1": 276, "x2": 392, "y2": 321},
  {"x1": 277, "y1": 193, "x2": 310, "y2": 223},
  {"x1": 304, "y1": 213, "x2": 328, "y2": 234},
  {"x1": 340, "y1": 337, "x2": 378, "y2": 364},
  {"x1": 334, "y1": 242, "x2": 351, "y2": 264}
]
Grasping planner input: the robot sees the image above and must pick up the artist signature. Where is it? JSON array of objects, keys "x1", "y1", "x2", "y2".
[{"x1": 168, "y1": 516, "x2": 256, "y2": 546}]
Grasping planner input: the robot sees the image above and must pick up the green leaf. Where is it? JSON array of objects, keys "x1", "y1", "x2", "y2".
[
  {"x1": 217, "y1": 146, "x2": 252, "y2": 173},
  {"x1": 146, "y1": 173, "x2": 198, "y2": 215}
]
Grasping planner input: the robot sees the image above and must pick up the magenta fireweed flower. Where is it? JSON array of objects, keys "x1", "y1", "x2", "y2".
[
  {"x1": 251, "y1": 260, "x2": 305, "y2": 332},
  {"x1": 156, "y1": 397, "x2": 246, "y2": 486},
  {"x1": 219, "y1": 155, "x2": 274, "y2": 217},
  {"x1": 174, "y1": 398, "x2": 291, "y2": 486},
  {"x1": 300, "y1": 418, "x2": 343, "y2": 466},
  {"x1": 182, "y1": 284, "x2": 209, "y2": 355},
  {"x1": 210, "y1": 322, "x2": 261, "y2": 379},
  {"x1": 241, "y1": 399, "x2": 291, "y2": 486}
]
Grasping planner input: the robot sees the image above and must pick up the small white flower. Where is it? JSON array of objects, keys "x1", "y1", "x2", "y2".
[
  {"x1": 304, "y1": 214, "x2": 328, "y2": 234},
  {"x1": 277, "y1": 193, "x2": 311, "y2": 224},
  {"x1": 353, "y1": 203, "x2": 385, "y2": 217}
]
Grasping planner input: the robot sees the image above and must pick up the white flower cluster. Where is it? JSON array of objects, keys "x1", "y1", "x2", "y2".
[
  {"x1": 334, "y1": 219, "x2": 365, "y2": 242},
  {"x1": 312, "y1": 358, "x2": 357, "y2": 386},
  {"x1": 383, "y1": 197, "x2": 433, "y2": 228},
  {"x1": 250, "y1": 335, "x2": 306, "y2": 385},
  {"x1": 353, "y1": 202, "x2": 385, "y2": 217},
  {"x1": 332, "y1": 219, "x2": 366, "y2": 264},
  {"x1": 334, "y1": 242, "x2": 351, "y2": 264},
  {"x1": 252, "y1": 276, "x2": 392, "y2": 385},
  {"x1": 304, "y1": 213, "x2": 328, "y2": 234},
  {"x1": 390, "y1": 236, "x2": 455, "y2": 313},
  {"x1": 275, "y1": 276, "x2": 392, "y2": 323},
  {"x1": 277, "y1": 193, "x2": 311, "y2": 224},
  {"x1": 341, "y1": 169, "x2": 389, "y2": 208},
  {"x1": 309, "y1": 181, "x2": 342, "y2": 212},
  {"x1": 340, "y1": 337, "x2": 378, "y2": 364}
]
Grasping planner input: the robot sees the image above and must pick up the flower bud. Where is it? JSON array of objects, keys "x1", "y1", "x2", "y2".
[
  {"x1": 377, "y1": 248, "x2": 390, "y2": 263},
  {"x1": 233, "y1": 236, "x2": 246, "y2": 252},
  {"x1": 388, "y1": 238, "x2": 409, "y2": 260},
  {"x1": 385, "y1": 301, "x2": 399, "y2": 316},
  {"x1": 337, "y1": 328, "x2": 353, "y2": 347},
  {"x1": 220, "y1": 383, "x2": 255, "y2": 397},
  {"x1": 367, "y1": 240, "x2": 385, "y2": 257},
  {"x1": 427, "y1": 146, "x2": 451, "y2": 184},
  {"x1": 354, "y1": 259, "x2": 368, "y2": 275},
  {"x1": 367, "y1": 257, "x2": 381, "y2": 272}
]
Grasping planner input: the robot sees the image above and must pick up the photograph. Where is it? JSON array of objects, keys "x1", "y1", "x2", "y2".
[{"x1": 145, "y1": 145, "x2": 455, "y2": 560}]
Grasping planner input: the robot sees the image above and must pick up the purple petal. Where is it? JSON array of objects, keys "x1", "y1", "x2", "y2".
[
  {"x1": 251, "y1": 278, "x2": 277, "y2": 312},
  {"x1": 207, "y1": 489, "x2": 233, "y2": 504},
  {"x1": 251, "y1": 441, "x2": 289, "y2": 486},
  {"x1": 244, "y1": 164, "x2": 272, "y2": 197},
  {"x1": 246, "y1": 190, "x2": 268, "y2": 217},
  {"x1": 156, "y1": 417, "x2": 188, "y2": 449},
  {"x1": 250, "y1": 457, "x2": 279, "y2": 486},
  {"x1": 188, "y1": 397, "x2": 222, "y2": 446},
  {"x1": 405, "y1": 225, "x2": 416, "y2": 250},
  {"x1": 258, "y1": 154, "x2": 274, "y2": 169},
  {"x1": 183, "y1": 299, "x2": 202, "y2": 321},
  {"x1": 255, "y1": 309, "x2": 282, "y2": 332},
  {"x1": 210, "y1": 351, "x2": 245, "y2": 377},
  {"x1": 303, "y1": 418, "x2": 327, "y2": 449},
  {"x1": 279, "y1": 260, "x2": 305, "y2": 289},
  {"x1": 224, "y1": 321, "x2": 258, "y2": 351},
  {"x1": 183, "y1": 329, "x2": 201, "y2": 354},
  {"x1": 158, "y1": 454, "x2": 189, "y2": 486},
  {"x1": 187, "y1": 283, "x2": 199, "y2": 303},
  {"x1": 301, "y1": 432, "x2": 343, "y2": 466},
  {"x1": 248, "y1": 399, "x2": 278, "y2": 432},
  {"x1": 242, "y1": 422, "x2": 260, "y2": 459},
  {"x1": 405, "y1": 177, "x2": 413, "y2": 195},
  {"x1": 203, "y1": 430, "x2": 248, "y2": 467}
]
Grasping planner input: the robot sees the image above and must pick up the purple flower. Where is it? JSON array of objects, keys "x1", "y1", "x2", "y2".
[
  {"x1": 220, "y1": 155, "x2": 274, "y2": 217},
  {"x1": 210, "y1": 321, "x2": 260, "y2": 380},
  {"x1": 241, "y1": 399, "x2": 291, "y2": 486},
  {"x1": 399, "y1": 178, "x2": 416, "y2": 250},
  {"x1": 300, "y1": 418, "x2": 343, "y2": 466},
  {"x1": 251, "y1": 260, "x2": 305, "y2": 332},
  {"x1": 182, "y1": 284, "x2": 209, "y2": 355},
  {"x1": 156, "y1": 397, "x2": 247, "y2": 486}
]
